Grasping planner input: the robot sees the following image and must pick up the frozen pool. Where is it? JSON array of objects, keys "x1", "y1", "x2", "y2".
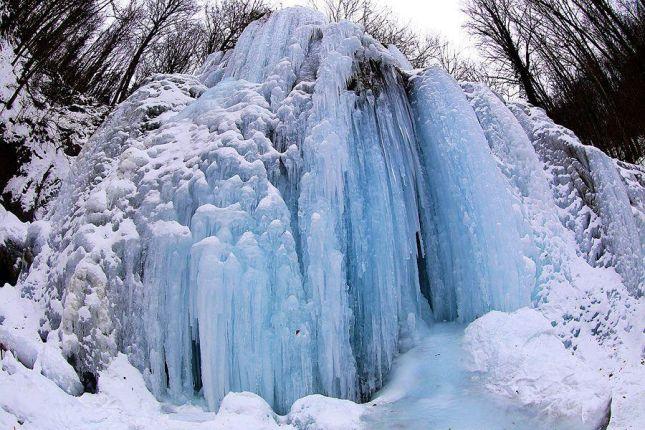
[{"x1": 362, "y1": 323, "x2": 585, "y2": 430}]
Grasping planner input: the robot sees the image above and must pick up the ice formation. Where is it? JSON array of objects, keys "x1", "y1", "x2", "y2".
[{"x1": 9, "y1": 6, "x2": 643, "y2": 420}]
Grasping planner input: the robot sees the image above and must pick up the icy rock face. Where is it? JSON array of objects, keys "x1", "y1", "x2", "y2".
[
  {"x1": 509, "y1": 102, "x2": 643, "y2": 296},
  {"x1": 409, "y1": 69, "x2": 532, "y2": 322},
  {"x1": 16, "y1": 6, "x2": 643, "y2": 416},
  {"x1": 19, "y1": 73, "x2": 209, "y2": 394},
  {"x1": 463, "y1": 85, "x2": 642, "y2": 360},
  {"x1": 461, "y1": 83, "x2": 576, "y2": 305}
]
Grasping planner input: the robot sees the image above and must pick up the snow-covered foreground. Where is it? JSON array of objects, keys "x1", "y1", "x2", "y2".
[
  {"x1": 0, "y1": 349, "x2": 363, "y2": 430},
  {"x1": 0, "y1": 277, "x2": 361, "y2": 429},
  {"x1": 1, "y1": 278, "x2": 640, "y2": 429}
]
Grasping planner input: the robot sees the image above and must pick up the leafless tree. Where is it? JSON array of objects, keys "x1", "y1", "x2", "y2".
[
  {"x1": 69, "y1": 3, "x2": 143, "y2": 103},
  {"x1": 464, "y1": 0, "x2": 550, "y2": 106},
  {"x1": 2, "y1": 0, "x2": 112, "y2": 109},
  {"x1": 311, "y1": 0, "x2": 476, "y2": 70},
  {"x1": 202, "y1": 0, "x2": 270, "y2": 58},
  {"x1": 111, "y1": 0, "x2": 199, "y2": 104},
  {"x1": 463, "y1": 0, "x2": 644, "y2": 162},
  {"x1": 140, "y1": 21, "x2": 203, "y2": 76}
]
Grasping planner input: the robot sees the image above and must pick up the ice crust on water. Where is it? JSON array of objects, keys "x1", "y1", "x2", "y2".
[{"x1": 11, "y1": 5, "x2": 643, "y2": 421}]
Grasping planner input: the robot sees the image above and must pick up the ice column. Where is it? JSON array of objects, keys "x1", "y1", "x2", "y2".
[{"x1": 409, "y1": 67, "x2": 532, "y2": 322}]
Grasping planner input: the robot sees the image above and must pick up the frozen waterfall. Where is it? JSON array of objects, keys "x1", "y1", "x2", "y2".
[{"x1": 17, "y1": 6, "x2": 643, "y2": 416}]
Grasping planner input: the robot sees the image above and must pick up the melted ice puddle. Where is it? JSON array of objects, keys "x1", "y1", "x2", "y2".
[{"x1": 362, "y1": 323, "x2": 581, "y2": 430}]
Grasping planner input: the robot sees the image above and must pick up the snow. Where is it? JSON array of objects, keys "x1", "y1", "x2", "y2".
[
  {"x1": 0, "y1": 284, "x2": 82, "y2": 396},
  {"x1": 365, "y1": 322, "x2": 605, "y2": 430},
  {"x1": 0, "y1": 203, "x2": 28, "y2": 245},
  {"x1": 508, "y1": 101, "x2": 644, "y2": 296},
  {"x1": 0, "y1": 348, "x2": 366, "y2": 429},
  {"x1": 1, "y1": 309, "x2": 622, "y2": 430},
  {"x1": 3, "y1": 5, "x2": 643, "y2": 429},
  {"x1": 463, "y1": 308, "x2": 611, "y2": 428},
  {"x1": 288, "y1": 395, "x2": 364, "y2": 430}
]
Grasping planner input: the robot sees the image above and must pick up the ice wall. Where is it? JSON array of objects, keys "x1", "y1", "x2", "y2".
[
  {"x1": 409, "y1": 68, "x2": 532, "y2": 322},
  {"x1": 16, "y1": 6, "x2": 643, "y2": 415},
  {"x1": 461, "y1": 83, "x2": 573, "y2": 303}
]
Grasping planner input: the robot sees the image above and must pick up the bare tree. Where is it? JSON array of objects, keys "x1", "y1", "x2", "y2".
[
  {"x1": 2, "y1": 0, "x2": 112, "y2": 109},
  {"x1": 464, "y1": 0, "x2": 550, "y2": 106},
  {"x1": 67, "y1": 3, "x2": 143, "y2": 103},
  {"x1": 423, "y1": 35, "x2": 481, "y2": 81},
  {"x1": 202, "y1": 0, "x2": 270, "y2": 58},
  {"x1": 463, "y1": 0, "x2": 644, "y2": 162},
  {"x1": 311, "y1": 0, "x2": 475, "y2": 70},
  {"x1": 140, "y1": 21, "x2": 203, "y2": 76},
  {"x1": 111, "y1": 0, "x2": 198, "y2": 104}
]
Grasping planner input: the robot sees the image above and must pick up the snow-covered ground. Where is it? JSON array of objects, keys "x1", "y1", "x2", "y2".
[
  {"x1": 367, "y1": 321, "x2": 599, "y2": 430},
  {"x1": 0, "y1": 348, "x2": 363, "y2": 430},
  {"x1": 1, "y1": 279, "x2": 364, "y2": 429}
]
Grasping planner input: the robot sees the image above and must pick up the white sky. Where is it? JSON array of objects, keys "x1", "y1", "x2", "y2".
[{"x1": 278, "y1": 0, "x2": 473, "y2": 53}]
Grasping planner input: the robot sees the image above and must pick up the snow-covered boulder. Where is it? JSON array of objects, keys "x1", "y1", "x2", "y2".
[
  {"x1": 287, "y1": 394, "x2": 364, "y2": 430},
  {"x1": 0, "y1": 204, "x2": 27, "y2": 284},
  {"x1": 463, "y1": 308, "x2": 612, "y2": 428},
  {"x1": 215, "y1": 392, "x2": 282, "y2": 429},
  {"x1": 0, "y1": 284, "x2": 82, "y2": 395}
]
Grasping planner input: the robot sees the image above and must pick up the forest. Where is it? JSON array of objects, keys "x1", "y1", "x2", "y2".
[{"x1": 1, "y1": 0, "x2": 643, "y2": 162}]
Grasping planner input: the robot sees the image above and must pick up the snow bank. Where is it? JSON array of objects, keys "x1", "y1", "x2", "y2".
[
  {"x1": 0, "y1": 284, "x2": 83, "y2": 396},
  {"x1": 463, "y1": 308, "x2": 612, "y2": 428},
  {"x1": 0, "y1": 203, "x2": 27, "y2": 245},
  {"x1": 0, "y1": 347, "x2": 366, "y2": 429},
  {"x1": 0, "y1": 203, "x2": 28, "y2": 284},
  {"x1": 288, "y1": 395, "x2": 364, "y2": 430}
]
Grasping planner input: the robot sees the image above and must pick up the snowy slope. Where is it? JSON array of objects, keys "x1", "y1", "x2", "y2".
[{"x1": 1, "y1": 6, "x2": 643, "y2": 430}]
